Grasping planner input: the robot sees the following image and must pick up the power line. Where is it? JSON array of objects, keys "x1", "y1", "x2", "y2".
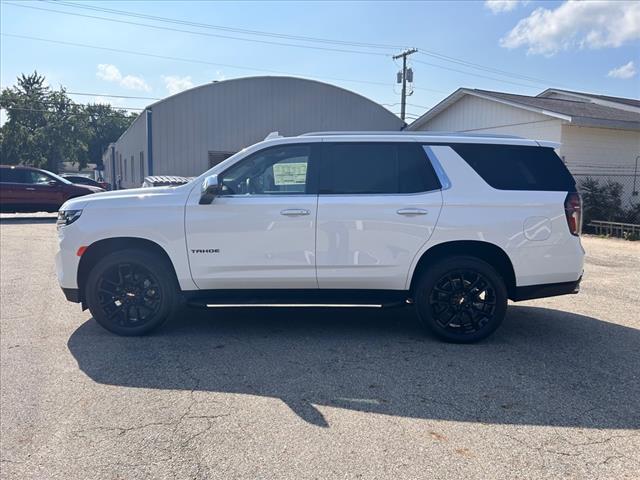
[
  {"x1": 412, "y1": 59, "x2": 540, "y2": 90},
  {"x1": 44, "y1": 0, "x2": 566, "y2": 88},
  {"x1": 68, "y1": 91, "x2": 160, "y2": 100},
  {"x1": 4, "y1": 2, "x2": 389, "y2": 57},
  {"x1": 46, "y1": 0, "x2": 408, "y2": 51},
  {"x1": 7, "y1": 1, "x2": 572, "y2": 90},
  {"x1": 0, "y1": 105, "x2": 144, "y2": 117},
  {"x1": 1, "y1": 33, "x2": 448, "y2": 94}
]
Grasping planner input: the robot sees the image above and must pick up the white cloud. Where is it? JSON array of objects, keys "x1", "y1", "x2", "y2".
[
  {"x1": 485, "y1": 0, "x2": 526, "y2": 14},
  {"x1": 96, "y1": 64, "x2": 150, "y2": 91},
  {"x1": 500, "y1": 0, "x2": 640, "y2": 55},
  {"x1": 607, "y1": 60, "x2": 637, "y2": 79},
  {"x1": 161, "y1": 75, "x2": 194, "y2": 95}
]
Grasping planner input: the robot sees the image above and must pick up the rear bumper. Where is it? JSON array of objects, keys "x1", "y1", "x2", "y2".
[
  {"x1": 62, "y1": 287, "x2": 81, "y2": 303},
  {"x1": 511, "y1": 276, "x2": 581, "y2": 302}
]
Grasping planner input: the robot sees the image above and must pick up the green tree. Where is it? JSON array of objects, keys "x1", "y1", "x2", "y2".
[
  {"x1": 0, "y1": 71, "x2": 88, "y2": 172},
  {"x1": 83, "y1": 103, "x2": 136, "y2": 168},
  {"x1": 579, "y1": 177, "x2": 625, "y2": 224}
]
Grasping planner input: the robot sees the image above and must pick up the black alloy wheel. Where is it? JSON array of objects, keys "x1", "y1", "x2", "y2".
[
  {"x1": 428, "y1": 269, "x2": 497, "y2": 335},
  {"x1": 414, "y1": 256, "x2": 507, "y2": 343},
  {"x1": 97, "y1": 262, "x2": 163, "y2": 328},
  {"x1": 86, "y1": 249, "x2": 178, "y2": 336}
]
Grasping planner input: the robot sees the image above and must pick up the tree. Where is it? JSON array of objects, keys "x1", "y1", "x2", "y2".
[
  {"x1": 84, "y1": 103, "x2": 136, "y2": 168},
  {"x1": 0, "y1": 72, "x2": 135, "y2": 172}
]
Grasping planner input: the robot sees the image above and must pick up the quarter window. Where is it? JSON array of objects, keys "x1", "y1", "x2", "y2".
[
  {"x1": 221, "y1": 145, "x2": 311, "y2": 195},
  {"x1": 319, "y1": 142, "x2": 441, "y2": 195}
]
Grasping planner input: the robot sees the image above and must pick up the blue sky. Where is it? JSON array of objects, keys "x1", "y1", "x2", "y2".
[{"x1": 1, "y1": 0, "x2": 639, "y2": 123}]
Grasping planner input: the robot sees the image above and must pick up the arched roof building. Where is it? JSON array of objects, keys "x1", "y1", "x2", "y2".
[{"x1": 104, "y1": 76, "x2": 403, "y2": 187}]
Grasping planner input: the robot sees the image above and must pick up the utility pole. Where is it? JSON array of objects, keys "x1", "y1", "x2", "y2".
[{"x1": 393, "y1": 48, "x2": 418, "y2": 122}]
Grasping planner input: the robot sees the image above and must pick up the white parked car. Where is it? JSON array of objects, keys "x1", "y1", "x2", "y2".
[{"x1": 56, "y1": 132, "x2": 584, "y2": 343}]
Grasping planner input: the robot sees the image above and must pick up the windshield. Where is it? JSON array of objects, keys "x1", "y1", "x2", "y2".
[{"x1": 47, "y1": 171, "x2": 73, "y2": 184}]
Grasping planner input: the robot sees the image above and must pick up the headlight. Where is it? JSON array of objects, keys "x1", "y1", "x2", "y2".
[{"x1": 57, "y1": 209, "x2": 82, "y2": 228}]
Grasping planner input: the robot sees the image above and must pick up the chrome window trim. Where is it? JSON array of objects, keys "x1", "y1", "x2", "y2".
[{"x1": 423, "y1": 145, "x2": 452, "y2": 191}]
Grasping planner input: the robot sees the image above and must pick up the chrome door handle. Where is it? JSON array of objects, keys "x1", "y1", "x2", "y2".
[
  {"x1": 397, "y1": 208, "x2": 428, "y2": 216},
  {"x1": 26, "y1": 187, "x2": 36, "y2": 191},
  {"x1": 280, "y1": 208, "x2": 310, "y2": 216}
]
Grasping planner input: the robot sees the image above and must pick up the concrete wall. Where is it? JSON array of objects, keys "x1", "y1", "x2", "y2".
[
  {"x1": 109, "y1": 76, "x2": 404, "y2": 186},
  {"x1": 412, "y1": 95, "x2": 563, "y2": 143}
]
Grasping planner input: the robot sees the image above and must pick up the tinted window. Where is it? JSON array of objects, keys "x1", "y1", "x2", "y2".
[
  {"x1": 320, "y1": 142, "x2": 441, "y2": 194},
  {"x1": 0, "y1": 168, "x2": 25, "y2": 183},
  {"x1": 26, "y1": 171, "x2": 52, "y2": 184},
  {"x1": 221, "y1": 145, "x2": 311, "y2": 195},
  {"x1": 451, "y1": 144, "x2": 576, "y2": 191}
]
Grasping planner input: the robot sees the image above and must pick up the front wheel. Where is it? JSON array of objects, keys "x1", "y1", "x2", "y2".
[
  {"x1": 85, "y1": 249, "x2": 178, "y2": 336},
  {"x1": 414, "y1": 256, "x2": 508, "y2": 343}
]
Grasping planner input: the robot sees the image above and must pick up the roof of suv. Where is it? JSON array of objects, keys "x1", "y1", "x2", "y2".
[{"x1": 296, "y1": 131, "x2": 555, "y2": 148}]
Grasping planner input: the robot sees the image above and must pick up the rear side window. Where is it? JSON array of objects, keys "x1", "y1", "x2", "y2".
[
  {"x1": 0, "y1": 168, "x2": 25, "y2": 183},
  {"x1": 320, "y1": 142, "x2": 441, "y2": 194},
  {"x1": 451, "y1": 144, "x2": 576, "y2": 191}
]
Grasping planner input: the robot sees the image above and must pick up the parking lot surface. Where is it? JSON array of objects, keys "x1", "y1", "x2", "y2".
[{"x1": 1, "y1": 218, "x2": 639, "y2": 479}]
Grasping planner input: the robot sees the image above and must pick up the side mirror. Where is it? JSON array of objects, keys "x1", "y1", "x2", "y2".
[{"x1": 199, "y1": 174, "x2": 221, "y2": 205}]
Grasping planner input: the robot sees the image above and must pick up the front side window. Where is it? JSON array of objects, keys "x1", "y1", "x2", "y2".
[
  {"x1": 319, "y1": 142, "x2": 441, "y2": 195},
  {"x1": 27, "y1": 171, "x2": 53, "y2": 185},
  {"x1": 221, "y1": 145, "x2": 311, "y2": 195}
]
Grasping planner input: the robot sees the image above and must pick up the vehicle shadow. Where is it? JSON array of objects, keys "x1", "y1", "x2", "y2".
[{"x1": 67, "y1": 305, "x2": 640, "y2": 429}]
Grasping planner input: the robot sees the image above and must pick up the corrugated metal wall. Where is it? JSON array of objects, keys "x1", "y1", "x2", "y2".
[{"x1": 109, "y1": 76, "x2": 403, "y2": 186}]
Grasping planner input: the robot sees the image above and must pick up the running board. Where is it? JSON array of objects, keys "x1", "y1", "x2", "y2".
[{"x1": 184, "y1": 289, "x2": 410, "y2": 309}]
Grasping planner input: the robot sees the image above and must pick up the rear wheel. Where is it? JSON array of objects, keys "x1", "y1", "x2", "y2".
[
  {"x1": 85, "y1": 249, "x2": 178, "y2": 336},
  {"x1": 414, "y1": 256, "x2": 507, "y2": 343}
]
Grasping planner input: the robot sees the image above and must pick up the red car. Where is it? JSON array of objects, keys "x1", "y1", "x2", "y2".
[{"x1": 0, "y1": 165, "x2": 104, "y2": 213}]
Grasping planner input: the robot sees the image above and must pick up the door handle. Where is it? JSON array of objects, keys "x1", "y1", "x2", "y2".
[
  {"x1": 396, "y1": 208, "x2": 428, "y2": 216},
  {"x1": 280, "y1": 208, "x2": 310, "y2": 216},
  {"x1": 26, "y1": 187, "x2": 36, "y2": 191}
]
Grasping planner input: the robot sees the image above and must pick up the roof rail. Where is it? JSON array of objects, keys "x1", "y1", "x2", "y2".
[{"x1": 299, "y1": 131, "x2": 523, "y2": 139}]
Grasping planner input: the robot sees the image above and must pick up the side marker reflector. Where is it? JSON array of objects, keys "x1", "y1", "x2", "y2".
[{"x1": 76, "y1": 246, "x2": 88, "y2": 257}]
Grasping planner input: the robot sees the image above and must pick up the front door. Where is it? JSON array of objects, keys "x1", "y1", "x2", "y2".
[
  {"x1": 185, "y1": 143, "x2": 319, "y2": 290},
  {"x1": 316, "y1": 142, "x2": 443, "y2": 290},
  {"x1": 23, "y1": 170, "x2": 64, "y2": 210}
]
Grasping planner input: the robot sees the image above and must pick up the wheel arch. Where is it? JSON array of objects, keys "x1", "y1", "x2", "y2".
[
  {"x1": 77, "y1": 237, "x2": 180, "y2": 306},
  {"x1": 408, "y1": 240, "x2": 517, "y2": 298}
]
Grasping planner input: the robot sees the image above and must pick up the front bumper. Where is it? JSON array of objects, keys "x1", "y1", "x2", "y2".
[{"x1": 62, "y1": 287, "x2": 81, "y2": 303}]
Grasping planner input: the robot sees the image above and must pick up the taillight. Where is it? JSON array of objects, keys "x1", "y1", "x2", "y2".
[{"x1": 564, "y1": 192, "x2": 582, "y2": 236}]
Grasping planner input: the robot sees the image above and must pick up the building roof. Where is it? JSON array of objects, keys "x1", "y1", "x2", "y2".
[
  {"x1": 409, "y1": 88, "x2": 640, "y2": 131},
  {"x1": 538, "y1": 88, "x2": 640, "y2": 109}
]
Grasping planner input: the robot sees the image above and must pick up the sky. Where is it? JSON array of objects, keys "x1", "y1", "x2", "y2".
[{"x1": 1, "y1": 0, "x2": 639, "y2": 125}]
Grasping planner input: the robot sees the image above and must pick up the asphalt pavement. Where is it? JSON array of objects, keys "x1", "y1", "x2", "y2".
[{"x1": 1, "y1": 218, "x2": 639, "y2": 479}]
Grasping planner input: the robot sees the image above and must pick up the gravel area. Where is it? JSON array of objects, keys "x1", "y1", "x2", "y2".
[{"x1": 1, "y1": 221, "x2": 639, "y2": 479}]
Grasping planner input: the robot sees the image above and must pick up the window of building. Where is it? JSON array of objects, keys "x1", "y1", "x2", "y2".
[
  {"x1": 124, "y1": 158, "x2": 127, "y2": 181},
  {"x1": 139, "y1": 152, "x2": 145, "y2": 183},
  {"x1": 221, "y1": 145, "x2": 311, "y2": 195},
  {"x1": 450, "y1": 144, "x2": 576, "y2": 191},
  {"x1": 131, "y1": 155, "x2": 134, "y2": 183},
  {"x1": 319, "y1": 142, "x2": 441, "y2": 195},
  {"x1": 208, "y1": 151, "x2": 235, "y2": 169}
]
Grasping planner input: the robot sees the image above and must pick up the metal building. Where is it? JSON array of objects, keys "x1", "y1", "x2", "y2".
[{"x1": 102, "y1": 76, "x2": 404, "y2": 188}]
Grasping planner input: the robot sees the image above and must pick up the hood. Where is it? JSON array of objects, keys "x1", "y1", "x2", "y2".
[{"x1": 60, "y1": 185, "x2": 190, "y2": 211}]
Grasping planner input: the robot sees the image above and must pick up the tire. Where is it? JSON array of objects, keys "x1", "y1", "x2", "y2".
[
  {"x1": 413, "y1": 256, "x2": 507, "y2": 343},
  {"x1": 85, "y1": 249, "x2": 178, "y2": 336}
]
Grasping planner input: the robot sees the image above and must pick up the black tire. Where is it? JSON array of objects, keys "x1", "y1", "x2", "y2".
[
  {"x1": 414, "y1": 256, "x2": 507, "y2": 343},
  {"x1": 85, "y1": 249, "x2": 178, "y2": 336}
]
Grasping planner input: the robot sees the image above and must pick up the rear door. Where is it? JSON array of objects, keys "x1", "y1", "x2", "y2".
[
  {"x1": 315, "y1": 141, "x2": 443, "y2": 290},
  {"x1": 0, "y1": 167, "x2": 26, "y2": 210}
]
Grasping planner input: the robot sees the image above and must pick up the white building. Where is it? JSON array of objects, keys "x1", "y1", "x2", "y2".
[
  {"x1": 102, "y1": 76, "x2": 403, "y2": 188},
  {"x1": 409, "y1": 88, "x2": 640, "y2": 203}
]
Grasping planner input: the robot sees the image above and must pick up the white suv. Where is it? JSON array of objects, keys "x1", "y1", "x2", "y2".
[{"x1": 56, "y1": 132, "x2": 584, "y2": 343}]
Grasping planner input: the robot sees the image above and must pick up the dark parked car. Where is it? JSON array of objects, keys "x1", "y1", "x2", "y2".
[
  {"x1": 61, "y1": 174, "x2": 110, "y2": 191},
  {"x1": 0, "y1": 165, "x2": 104, "y2": 213}
]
